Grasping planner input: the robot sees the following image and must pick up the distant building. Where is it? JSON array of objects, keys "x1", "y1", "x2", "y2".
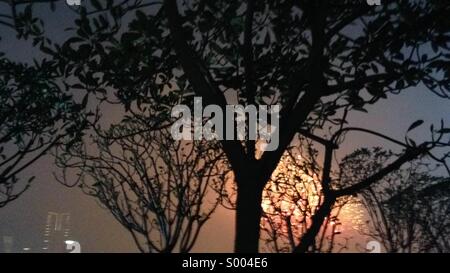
[
  {"x1": 42, "y1": 212, "x2": 72, "y2": 253},
  {"x1": 2, "y1": 236, "x2": 14, "y2": 253}
]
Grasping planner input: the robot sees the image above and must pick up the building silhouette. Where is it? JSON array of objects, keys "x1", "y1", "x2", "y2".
[
  {"x1": 2, "y1": 236, "x2": 14, "y2": 253},
  {"x1": 42, "y1": 212, "x2": 72, "y2": 253}
]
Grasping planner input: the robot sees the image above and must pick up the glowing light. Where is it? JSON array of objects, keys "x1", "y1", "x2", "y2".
[{"x1": 261, "y1": 152, "x2": 364, "y2": 241}]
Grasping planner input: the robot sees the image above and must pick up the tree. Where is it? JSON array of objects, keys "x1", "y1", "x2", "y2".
[
  {"x1": 355, "y1": 150, "x2": 450, "y2": 252},
  {"x1": 0, "y1": 0, "x2": 90, "y2": 207},
  {"x1": 55, "y1": 120, "x2": 227, "y2": 252},
  {"x1": 0, "y1": 54, "x2": 87, "y2": 208},
  {"x1": 3, "y1": 0, "x2": 450, "y2": 252},
  {"x1": 260, "y1": 143, "x2": 361, "y2": 253},
  {"x1": 162, "y1": 0, "x2": 450, "y2": 252}
]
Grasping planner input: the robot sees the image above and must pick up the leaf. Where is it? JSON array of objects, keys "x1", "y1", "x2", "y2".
[
  {"x1": 65, "y1": 37, "x2": 85, "y2": 45},
  {"x1": 81, "y1": 94, "x2": 89, "y2": 108},
  {"x1": 421, "y1": 54, "x2": 428, "y2": 62},
  {"x1": 121, "y1": 32, "x2": 140, "y2": 45},
  {"x1": 24, "y1": 4, "x2": 32, "y2": 18},
  {"x1": 353, "y1": 106, "x2": 368, "y2": 113},
  {"x1": 395, "y1": 80, "x2": 405, "y2": 89},
  {"x1": 407, "y1": 120, "x2": 424, "y2": 132},
  {"x1": 91, "y1": 0, "x2": 103, "y2": 11},
  {"x1": 371, "y1": 63, "x2": 379, "y2": 74},
  {"x1": 39, "y1": 44, "x2": 55, "y2": 56},
  {"x1": 437, "y1": 128, "x2": 450, "y2": 134},
  {"x1": 77, "y1": 44, "x2": 92, "y2": 59},
  {"x1": 136, "y1": 10, "x2": 147, "y2": 22}
]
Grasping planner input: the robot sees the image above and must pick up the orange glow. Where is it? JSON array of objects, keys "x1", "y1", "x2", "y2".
[{"x1": 261, "y1": 153, "x2": 364, "y2": 240}]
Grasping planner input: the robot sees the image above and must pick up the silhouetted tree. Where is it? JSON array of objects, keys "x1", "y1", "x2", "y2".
[
  {"x1": 0, "y1": 48, "x2": 88, "y2": 207},
  {"x1": 3, "y1": 0, "x2": 450, "y2": 252},
  {"x1": 260, "y1": 143, "x2": 359, "y2": 253},
  {"x1": 352, "y1": 150, "x2": 450, "y2": 252},
  {"x1": 56, "y1": 120, "x2": 227, "y2": 252}
]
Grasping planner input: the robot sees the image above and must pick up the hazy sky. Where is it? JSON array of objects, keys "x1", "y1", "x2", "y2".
[
  {"x1": 0, "y1": 1, "x2": 235, "y2": 253},
  {"x1": 0, "y1": 1, "x2": 448, "y2": 253}
]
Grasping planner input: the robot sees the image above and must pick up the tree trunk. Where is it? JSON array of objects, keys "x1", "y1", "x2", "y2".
[
  {"x1": 294, "y1": 196, "x2": 335, "y2": 253},
  {"x1": 234, "y1": 177, "x2": 264, "y2": 253}
]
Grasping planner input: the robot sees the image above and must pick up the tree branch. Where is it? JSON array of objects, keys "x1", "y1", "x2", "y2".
[
  {"x1": 243, "y1": 0, "x2": 256, "y2": 158},
  {"x1": 164, "y1": 0, "x2": 247, "y2": 174},
  {"x1": 334, "y1": 145, "x2": 430, "y2": 197}
]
